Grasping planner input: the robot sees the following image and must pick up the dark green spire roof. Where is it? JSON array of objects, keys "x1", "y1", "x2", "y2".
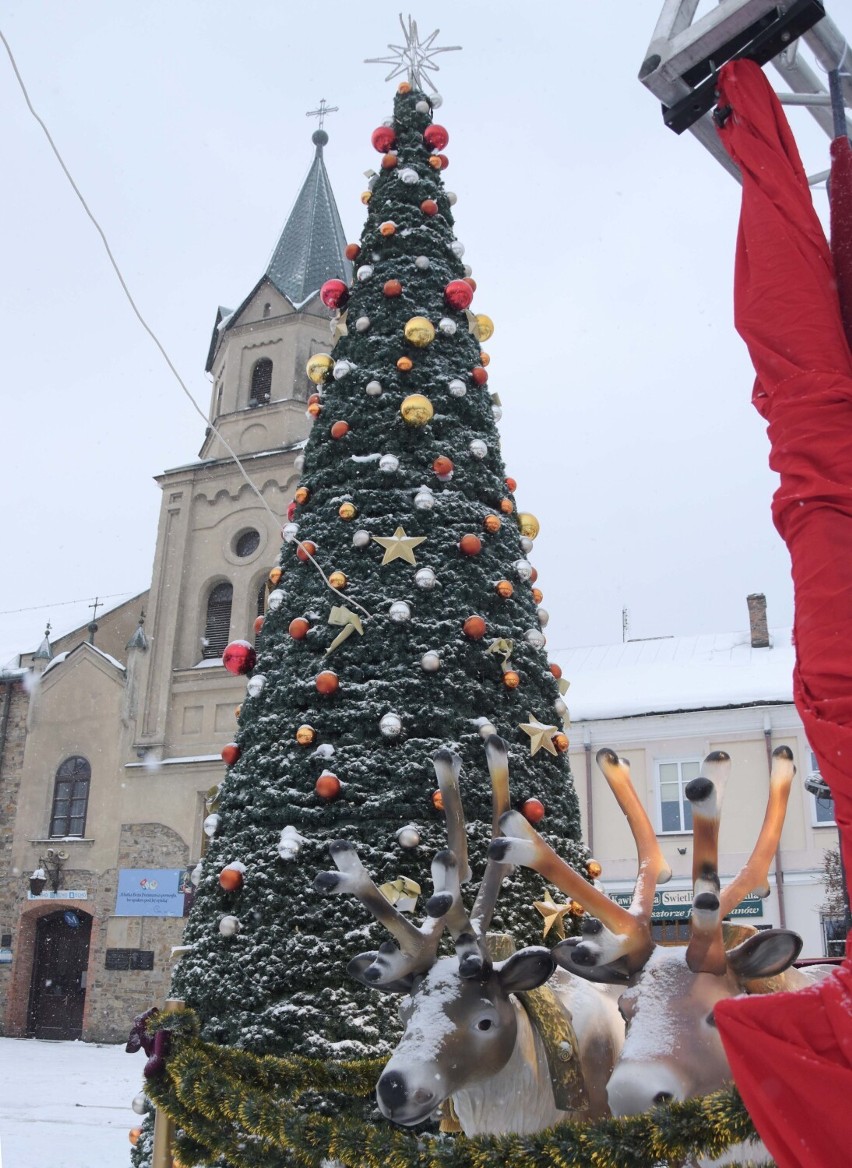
[{"x1": 266, "y1": 130, "x2": 352, "y2": 305}]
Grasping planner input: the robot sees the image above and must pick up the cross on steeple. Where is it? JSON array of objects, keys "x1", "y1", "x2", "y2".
[
  {"x1": 87, "y1": 596, "x2": 102, "y2": 646},
  {"x1": 306, "y1": 99, "x2": 338, "y2": 131}
]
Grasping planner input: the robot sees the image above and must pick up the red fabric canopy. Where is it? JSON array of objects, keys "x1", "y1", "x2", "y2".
[{"x1": 711, "y1": 59, "x2": 852, "y2": 1168}]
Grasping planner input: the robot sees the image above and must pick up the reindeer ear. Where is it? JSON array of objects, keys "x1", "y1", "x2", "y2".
[
  {"x1": 347, "y1": 952, "x2": 415, "y2": 993},
  {"x1": 496, "y1": 946, "x2": 555, "y2": 993},
  {"x1": 726, "y1": 929, "x2": 803, "y2": 980}
]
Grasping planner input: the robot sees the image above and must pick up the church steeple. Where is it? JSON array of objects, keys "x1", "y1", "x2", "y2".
[{"x1": 265, "y1": 128, "x2": 352, "y2": 306}]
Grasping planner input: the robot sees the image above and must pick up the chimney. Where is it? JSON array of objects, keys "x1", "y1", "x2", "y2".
[{"x1": 747, "y1": 593, "x2": 770, "y2": 648}]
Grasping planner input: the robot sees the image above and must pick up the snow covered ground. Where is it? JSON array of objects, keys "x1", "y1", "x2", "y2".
[{"x1": 0, "y1": 1038, "x2": 141, "y2": 1168}]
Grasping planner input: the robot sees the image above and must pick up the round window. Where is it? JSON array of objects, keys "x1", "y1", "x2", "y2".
[{"x1": 234, "y1": 529, "x2": 261, "y2": 558}]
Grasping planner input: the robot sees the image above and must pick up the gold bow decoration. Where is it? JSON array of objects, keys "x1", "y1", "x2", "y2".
[{"x1": 378, "y1": 876, "x2": 421, "y2": 913}]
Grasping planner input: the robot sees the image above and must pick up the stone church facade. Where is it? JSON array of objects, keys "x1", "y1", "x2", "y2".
[{"x1": 0, "y1": 129, "x2": 350, "y2": 1043}]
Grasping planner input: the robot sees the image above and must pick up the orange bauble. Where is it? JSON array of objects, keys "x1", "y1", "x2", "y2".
[
  {"x1": 383, "y1": 279, "x2": 403, "y2": 297},
  {"x1": 344, "y1": 243, "x2": 360, "y2": 261},
  {"x1": 268, "y1": 567, "x2": 283, "y2": 586},
  {"x1": 396, "y1": 356, "x2": 414, "y2": 372},
  {"x1": 463, "y1": 615, "x2": 486, "y2": 640},
  {"x1": 234, "y1": 705, "x2": 241, "y2": 719},
  {"x1": 296, "y1": 723, "x2": 316, "y2": 745},
  {"x1": 431, "y1": 789, "x2": 444, "y2": 811},
  {"x1": 554, "y1": 733, "x2": 569, "y2": 753},
  {"x1": 569, "y1": 900, "x2": 586, "y2": 916},
  {"x1": 521, "y1": 798, "x2": 546, "y2": 824},
  {"x1": 315, "y1": 772, "x2": 342, "y2": 799},
  {"x1": 471, "y1": 366, "x2": 488, "y2": 386},
  {"x1": 307, "y1": 402, "x2": 322, "y2": 418},
  {"x1": 459, "y1": 534, "x2": 482, "y2": 556},
  {"x1": 296, "y1": 540, "x2": 316, "y2": 562},
  {"x1": 428, "y1": 154, "x2": 442, "y2": 169},
  {"x1": 289, "y1": 617, "x2": 309, "y2": 639},
  {"x1": 338, "y1": 502, "x2": 357, "y2": 521},
  {"x1": 505, "y1": 476, "x2": 517, "y2": 493},
  {"x1": 307, "y1": 392, "x2": 320, "y2": 405},
  {"x1": 219, "y1": 866, "x2": 243, "y2": 892},
  {"x1": 587, "y1": 859, "x2": 603, "y2": 879},
  {"x1": 221, "y1": 742, "x2": 241, "y2": 766},
  {"x1": 503, "y1": 670, "x2": 520, "y2": 689},
  {"x1": 129, "y1": 1129, "x2": 142, "y2": 1147},
  {"x1": 328, "y1": 571, "x2": 347, "y2": 589},
  {"x1": 294, "y1": 487, "x2": 310, "y2": 505},
  {"x1": 433, "y1": 455, "x2": 454, "y2": 477},
  {"x1": 379, "y1": 220, "x2": 397, "y2": 236},
  {"x1": 549, "y1": 663, "x2": 563, "y2": 679},
  {"x1": 398, "y1": 81, "x2": 411, "y2": 93},
  {"x1": 499, "y1": 498, "x2": 514, "y2": 515},
  {"x1": 530, "y1": 567, "x2": 539, "y2": 584},
  {"x1": 532, "y1": 588, "x2": 544, "y2": 604},
  {"x1": 480, "y1": 351, "x2": 491, "y2": 366},
  {"x1": 253, "y1": 615, "x2": 265, "y2": 634},
  {"x1": 316, "y1": 670, "x2": 340, "y2": 695},
  {"x1": 495, "y1": 579, "x2": 514, "y2": 598},
  {"x1": 330, "y1": 420, "x2": 350, "y2": 439},
  {"x1": 483, "y1": 514, "x2": 501, "y2": 534},
  {"x1": 381, "y1": 152, "x2": 398, "y2": 170},
  {"x1": 464, "y1": 277, "x2": 477, "y2": 291},
  {"x1": 420, "y1": 199, "x2": 439, "y2": 216}
]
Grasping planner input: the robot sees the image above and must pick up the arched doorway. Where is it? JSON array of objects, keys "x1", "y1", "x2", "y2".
[{"x1": 27, "y1": 909, "x2": 92, "y2": 1039}]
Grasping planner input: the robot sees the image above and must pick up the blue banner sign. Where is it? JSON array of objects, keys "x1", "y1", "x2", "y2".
[{"x1": 115, "y1": 869, "x2": 194, "y2": 917}]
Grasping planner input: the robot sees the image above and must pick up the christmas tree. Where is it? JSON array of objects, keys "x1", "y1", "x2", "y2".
[{"x1": 133, "y1": 44, "x2": 587, "y2": 1168}]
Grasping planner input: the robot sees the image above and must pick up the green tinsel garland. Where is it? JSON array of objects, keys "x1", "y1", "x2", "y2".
[{"x1": 144, "y1": 1009, "x2": 774, "y2": 1168}]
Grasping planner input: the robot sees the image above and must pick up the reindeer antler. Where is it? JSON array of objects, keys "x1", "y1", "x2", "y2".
[
  {"x1": 469, "y1": 735, "x2": 513, "y2": 937},
  {"x1": 314, "y1": 841, "x2": 452, "y2": 985},
  {"x1": 684, "y1": 751, "x2": 731, "y2": 974},
  {"x1": 718, "y1": 745, "x2": 795, "y2": 918}
]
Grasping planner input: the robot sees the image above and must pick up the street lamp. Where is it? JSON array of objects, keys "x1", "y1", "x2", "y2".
[{"x1": 28, "y1": 848, "x2": 68, "y2": 895}]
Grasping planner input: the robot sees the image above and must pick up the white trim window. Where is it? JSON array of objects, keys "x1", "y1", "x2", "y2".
[
  {"x1": 656, "y1": 758, "x2": 701, "y2": 833},
  {"x1": 808, "y1": 749, "x2": 837, "y2": 826}
]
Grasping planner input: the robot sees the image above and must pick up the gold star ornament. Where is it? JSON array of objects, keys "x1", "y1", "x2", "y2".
[
  {"x1": 519, "y1": 713, "x2": 559, "y2": 756},
  {"x1": 372, "y1": 527, "x2": 426, "y2": 566},
  {"x1": 534, "y1": 897, "x2": 572, "y2": 940}
]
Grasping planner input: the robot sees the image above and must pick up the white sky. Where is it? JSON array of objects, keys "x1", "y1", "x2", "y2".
[{"x1": 0, "y1": 2, "x2": 842, "y2": 667}]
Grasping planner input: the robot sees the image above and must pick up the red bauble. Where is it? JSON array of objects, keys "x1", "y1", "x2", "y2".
[
  {"x1": 463, "y1": 615, "x2": 487, "y2": 640},
  {"x1": 431, "y1": 789, "x2": 445, "y2": 811},
  {"x1": 219, "y1": 866, "x2": 244, "y2": 892},
  {"x1": 330, "y1": 420, "x2": 350, "y2": 439},
  {"x1": 320, "y1": 279, "x2": 349, "y2": 310},
  {"x1": 420, "y1": 199, "x2": 439, "y2": 217},
  {"x1": 289, "y1": 617, "x2": 309, "y2": 640},
  {"x1": 521, "y1": 798, "x2": 546, "y2": 824},
  {"x1": 221, "y1": 742, "x2": 241, "y2": 766},
  {"x1": 371, "y1": 125, "x2": 397, "y2": 153},
  {"x1": 437, "y1": 154, "x2": 449, "y2": 170},
  {"x1": 530, "y1": 567, "x2": 538, "y2": 584},
  {"x1": 549, "y1": 662, "x2": 563, "y2": 679},
  {"x1": 471, "y1": 366, "x2": 488, "y2": 386},
  {"x1": 222, "y1": 640, "x2": 256, "y2": 676},
  {"x1": 464, "y1": 277, "x2": 477, "y2": 291},
  {"x1": 459, "y1": 534, "x2": 482, "y2": 556},
  {"x1": 296, "y1": 540, "x2": 316, "y2": 562},
  {"x1": 344, "y1": 243, "x2": 360, "y2": 261},
  {"x1": 433, "y1": 455, "x2": 454, "y2": 477},
  {"x1": 383, "y1": 279, "x2": 403, "y2": 297},
  {"x1": 253, "y1": 615, "x2": 265, "y2": 634},
  {"x1": 315, "y1": 771, "x2": 342, "y2": 800},
  {"x1": 423, "y1": 124, "x2": 449, "y2": 151},
  {"x1": 315, "y1": 670, "x2": 340, "y2": 695},
  {"x1": 505, "y1": 476, "x2": 517, "y2": 493},
  {"x1": 287, "y1": 500, "x2": 297, "y2": 521},
  {"x1": 444, "y1": 280, "x2": 474, "y2": 310},
  {"x1": 503, "y1": 670, "x2": 521, "y2": 689}
]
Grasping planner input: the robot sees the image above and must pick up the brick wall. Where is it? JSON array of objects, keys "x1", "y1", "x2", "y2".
[{"x1": 0, "y1": 678, "x2": 30, "y2": 1031}]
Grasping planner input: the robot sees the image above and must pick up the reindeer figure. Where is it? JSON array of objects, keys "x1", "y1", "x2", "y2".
[
  {"x1": 314, "y1": 736, "x2": 623, "y2": 1135},
  {"x1": 491, "y1": 746, "x2": 834, "y2": 1164}
]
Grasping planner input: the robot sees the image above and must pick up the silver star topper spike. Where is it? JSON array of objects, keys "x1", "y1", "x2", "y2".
[{"x1": 365, "y1": 13, "x2": 461, "y2": 93}]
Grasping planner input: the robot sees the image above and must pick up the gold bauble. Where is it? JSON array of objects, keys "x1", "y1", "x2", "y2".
[
  {"x1": 329, "y1": 571, "x2": 348, "y2": 589},
  {"x1": 338, "y1": 502, "x2": 357, "y2": 521},
  {"x1": 587, "y1": 859, "x2": 602, "y2": 879},
  {"x1": 306, "y1": 353, "x2": 334, "y2": 384},
  {"x1": 404, "y1": 316, "x2": 436, "y2": 348},
  {"x1": 400, "y1": 394, "x2": 434, "y2": 426},
  {"x1": 296, "y1": 724, "x2": 316, "y2": 745},
  {"x1": 473, "y1": 313, "x2": 495, "y2": 342},
  {"x1": 518, "y1": 512, "x2": 541, "y2": 540},
  {"x1": 360, "y1": 190, "x2": 372, "y2": 204}
]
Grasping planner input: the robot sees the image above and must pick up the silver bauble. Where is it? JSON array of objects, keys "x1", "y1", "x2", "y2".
[
  {"x1": 520, "y1": 536, "x2": 534, "y2": 554},
  {"x1": 537, "y1": 607, "x2": 550, "y2": 627},
  {"x1": 397, "y1": 823, "x2": 422, "y2": 847},
  {"x1": 281, "y1": 522, "x2": 299, "y2": 543},
  {"x1": 421, "y1": 650, "x2": 441, "y2": 672},
  {"x1": 353, "y1": 529, "x2": 371, "y2": 548},
  {"x1": 333, "y1": 360, "x2": 353, "y2": 380},
  {"x1": 356, "y1": 264, "x2": 374, "y2": 281},
  {"x1": 379, "y1": 453, "x2": 400, "y2": 473},
  {"x1": 514, "y1": 559, "x2": 533, "y2": 581},
  {"x1": 389, "y1": 600, "x2": 411, "y2": 623},
  {"x1": 132, "y1": 1093, "x2": 148, "y2": 1116},
  {"x1": 293, "y1": 453, "x2": 305, "y2": 473},
  {"x1": 267, "y1": 588, "x2": 285, "y2": 612},
  {"x1": 414, "y1": 255, "x2": 431, "y2": 270},
  {"x1": 365, "y1": 379, "x2": 383, "y2": 397},
  {"x1": 469, "y1": 439, "x2": 487, "y2": 459},
  {"x1": 400, "y1": 167, "x2": 420, "y2": 184},
  {"x1": 446, "y1": 190, "x2": 457, "y2": 205},
  {"x1": 525, "y1": 628, "x2": 546, "y2": 648},
  {"x1": 438, "y1": 317, "x2": 457, "y2": 335},
  {"x1": 380, "y1": 712, "x2": 403, "y2": 738},
  {"x1": 415, "y1": 566, "x2": 437, "y2": 589},
  {"x1": 448, "y1": 377, "x2": 466, "y2": 396},
  {"x1": 355, "y1": 316, "x2": 371, "y2": 332},
  {"x1": 452, "y1": 241, "x2": 465, "y2": 258},
  {"x1": 414, "y1": 486, "x2": 435, "y2": 510},
  {"x1": 218, "y1": 915, "x2": 241, "y2": 936}
]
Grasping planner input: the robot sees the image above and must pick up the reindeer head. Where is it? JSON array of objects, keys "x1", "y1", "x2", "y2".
[
  {"x1": 491, "y1": 745, "x2": 803, "y2": 1115},
  {"x1": 314, "y1": 736, "x2": 555, "y2": 1126}
]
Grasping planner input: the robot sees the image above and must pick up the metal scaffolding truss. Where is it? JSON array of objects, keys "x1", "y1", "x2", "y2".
[{"x1": 640, "y1": 0, "x2": 852, "y2": 182}]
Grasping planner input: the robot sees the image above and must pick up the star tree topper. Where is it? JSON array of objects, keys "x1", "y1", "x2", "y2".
[
  {"x1": 519, "y1": 713, "x2": 560, "y2": 756},
  {"x1": 365, "y1": 14, "x2": 461, "y2": 93},
  {"x1": 372, "y1": 527, "x2": 427, "y2": 565}
]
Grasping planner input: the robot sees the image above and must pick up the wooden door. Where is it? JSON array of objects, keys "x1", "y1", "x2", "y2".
[{"x1": 28, "y1": 910, "x2": 91, "y2": 1040}]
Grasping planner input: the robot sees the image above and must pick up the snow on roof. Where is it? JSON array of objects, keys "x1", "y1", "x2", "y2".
[
  {"x1": 556, "y1": 627, "x2": 794, "y2": 722},
  {"x1": 42, "y1": 643, "x2": 126, "y2": 676}
]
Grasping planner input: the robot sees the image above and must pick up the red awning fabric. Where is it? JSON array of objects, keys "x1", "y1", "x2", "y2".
[{"x1": 711, "y1": 58, "x2": 852, "y2": 1168}]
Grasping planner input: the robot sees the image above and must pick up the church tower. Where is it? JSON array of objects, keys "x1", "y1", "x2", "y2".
[{"x1": 133, "y1": 125, "x2": 351, "y2": 770}]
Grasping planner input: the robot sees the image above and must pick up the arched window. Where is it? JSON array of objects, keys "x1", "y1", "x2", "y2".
[
  {"x1": 203, "y1": 582, "x2": 233, "y2": 658},
  {"x1": 50, "y1": 757, "x2": 91, "y2": 838},
  {"x1": 257, "y1": 580, "x2": 267, "y2": 617},
  {"x1": 250, "y1": 358, "x2": 272, "y2": 406}
]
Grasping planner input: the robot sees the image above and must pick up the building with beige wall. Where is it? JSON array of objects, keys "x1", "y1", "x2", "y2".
[
  {"x1": 0, "y1": 128, "x2": 350, "y2": 1042},
  {"x1": 557, "y1": 596, "x2": 845, "y2": 959}
]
